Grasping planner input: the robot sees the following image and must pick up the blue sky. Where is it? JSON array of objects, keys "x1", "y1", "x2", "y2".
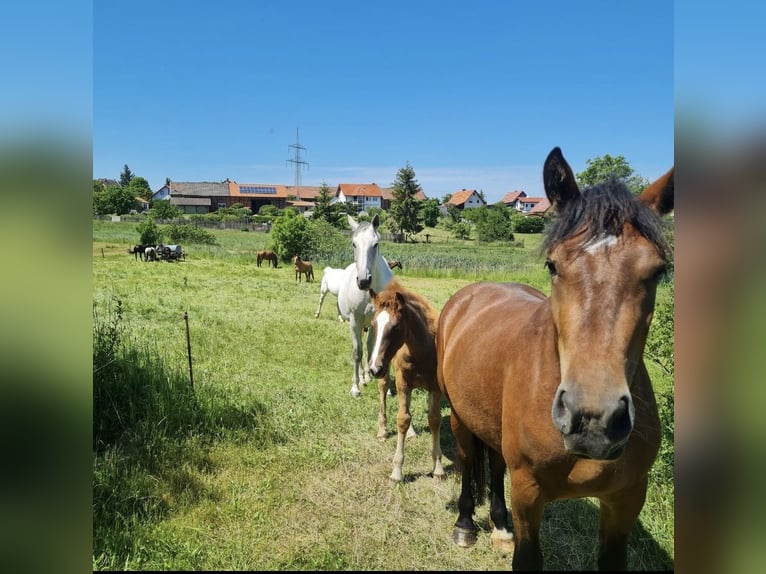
[{"x1": 93, "y1": 0, "x2": 675, "y2": 203}]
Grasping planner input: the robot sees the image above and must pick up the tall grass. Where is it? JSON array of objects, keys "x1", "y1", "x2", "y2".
[{"x1": 93, "y1": 221, "x2": 673, "y2": 570}]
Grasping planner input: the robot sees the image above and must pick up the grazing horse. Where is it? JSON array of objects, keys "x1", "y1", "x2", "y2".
[
  {"x1": 257, "y1": 250, "x2": 278, "y2": 268},
  {"x1": 293, "y1": 255, "x2": 315, "y2": 282},
  {"x1": 368, "y1": 280, "x2": 444, "y2": 483},
  {"x1": 436, "y1": 147, "x2": 674, "y2": 570},
  {"x1": 337, "y1": 214, "x2": 395, "y2": 413},
  {"x1": 128, "y1": 244, "x2": 147, "y2": 261},
  {"x1": 143, "y1": 246, "x2": 157, "y2": 262},
  {"x1": 386, "y1": 259, "x2": 403, "y2": 271},
  {"x1": 315, "y1": 266, "x2": 347, "y2": 322}
]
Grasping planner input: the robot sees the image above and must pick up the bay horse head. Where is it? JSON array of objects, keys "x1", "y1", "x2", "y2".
[{"x1": 543, "y1": 147, "x2": 673, "y2": 460}]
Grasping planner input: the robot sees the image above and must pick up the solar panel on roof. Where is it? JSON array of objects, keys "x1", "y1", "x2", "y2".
[{"x1": 240, "y1": 186, "x2": 277, "y2": 194}]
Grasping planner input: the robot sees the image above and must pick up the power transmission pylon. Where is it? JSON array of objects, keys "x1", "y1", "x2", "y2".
[{"x1": 286, "y1": 128, "x2": 309, "y2": 199}]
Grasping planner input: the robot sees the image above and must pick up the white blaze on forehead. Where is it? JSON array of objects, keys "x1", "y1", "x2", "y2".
[
  {"x1": 370, "y1": 310, "x2": 391, "y2": 363},
  {"x1": 584, "y1": 234, "x2": 618, "y2": 254}
]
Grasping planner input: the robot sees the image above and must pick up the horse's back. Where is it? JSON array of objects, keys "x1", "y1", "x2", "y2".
[{"x1": 439, "y1": 282, "x2": 545, "y2": 343}]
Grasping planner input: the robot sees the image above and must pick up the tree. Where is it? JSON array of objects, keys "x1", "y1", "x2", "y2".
[
  {"x1": 420, "y1": 198, "x2": 441, "y2": 227},
  {"x1": 311, "y1": 182, "x2": 335, "y2": 224},
  {"x1": 135, "y1": 218, "x2": 163, "y2": 246},
  {"x1": 119, "y1": 164, "x2": 134, "y2": 187},
  {"x1": 93, "y1": 185, "x2": 139, "y2": 215},
  {"x1": 270, "y1": 214, "x2": 315, "y2": 262},
  {"x1": 148, "y1": 199, "x2": 182, "y2": 220},
  {"x1": 472, "y1": 205, "x2": 514, "y2": 242},
  {"x1": 576, "y1": 154, "x2": 649, "y2": 195},
  {"x1": 388, "y1": 162, "x2": 424, "y2": 241},
  {"x1": 128, "y1": 176, "x2": 152, "y2": 201}
]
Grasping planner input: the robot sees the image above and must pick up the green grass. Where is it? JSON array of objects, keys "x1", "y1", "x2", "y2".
[{"x1": 93, "y1": 221, "x2": 674, "y2": 570}]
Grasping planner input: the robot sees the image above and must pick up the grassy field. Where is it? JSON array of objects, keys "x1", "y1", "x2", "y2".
[{"x1": 93, "y1": 220, "x2": 674, "y2": 570}]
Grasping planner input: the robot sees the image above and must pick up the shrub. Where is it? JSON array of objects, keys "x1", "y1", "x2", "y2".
[
  {"x1": 166, "y1": 223, "x2": 218, "y2": 245},
  {"x1": 512, "y1": 213, "x2": 546, "y2": 233},
  {"x1": 135, "y1": 218, "x2": 163, "y2": 246}
]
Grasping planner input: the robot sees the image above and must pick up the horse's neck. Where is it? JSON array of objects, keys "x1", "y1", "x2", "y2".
[
  {"x1": 403, "y1": 299, "x2": 437, "y2": 361},
  {"x1": 371, "y1": 255, "x2": 394, "y2": 292}
]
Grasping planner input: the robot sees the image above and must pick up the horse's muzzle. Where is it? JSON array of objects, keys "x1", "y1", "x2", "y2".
[
  {"x1": 552, "y1": 387, "x2": 634, "y2": 460},
  {"x1": 357, "y1": 277, "x2": 372, "y2": 290}
]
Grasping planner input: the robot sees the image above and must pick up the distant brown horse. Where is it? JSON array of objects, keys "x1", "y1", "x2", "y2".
[
  {"x1": 368, "y1": 280, "x2": 444, "y2": 483},
  {"x1": 257, "y1": 250, "x2": 278, "y2": 268},
  {"x1": 293, "y1": 255, "x2": 314, "y2": 282},
  {"x1": 386, "y1": 259, "x2": 403, "y2": 271},
  {"x1": 436, "y1": 147, "x2": 674, "y2": 570}
]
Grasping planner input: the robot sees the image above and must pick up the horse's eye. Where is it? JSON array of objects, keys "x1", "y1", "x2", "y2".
[
  {"x1": 545, "y1": 259, "x2": 557, "y2": 277},
  {"x1": 651, "y1": 264, "x2": 668, "y2": 282}
]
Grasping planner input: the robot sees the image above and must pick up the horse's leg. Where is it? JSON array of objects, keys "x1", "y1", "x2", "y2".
[
  {"x1": 349, "y1": 320, "x2": 363, "y2": 398},
  {"x1": 363, "y1": 327, "x2": 374, "y2": 385},
  {"x1": 597, "y1": 477, "x2": 648, "y2": 570},
  {"x1": 508, "y1": 467, "x2": 545, "y2": 571},
  {"x1": 487, "y1": 448, "x2": 513, "y2": 554},
  {"x1": 390, "y1": 378, "x2": 411, "y2": 480},
  {"x1": 315, "y1": 285, "x2": 327, "y2": 318},
  {"x1": 451, "y1": 412, "x2": 481, "y2": 548},
  {"x1": 376, "y1": 374, "x2": 389, "y2": 441},
  {"x1": 427, "y1": 389, "x2": 445, "y2": 480}
]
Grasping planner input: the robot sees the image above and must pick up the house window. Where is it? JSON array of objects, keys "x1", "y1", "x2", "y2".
[{"x1": 218, "y1": 202, "x2": 227, "y2": 209}]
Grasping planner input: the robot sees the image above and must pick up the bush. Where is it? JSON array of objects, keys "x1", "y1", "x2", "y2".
[
  {"x1": 166, "y1": 223, "x2": 218, "y2": 245},
  {"x1": 512, "y1": 213, "x2": 546, "y2": 233},
  {"x1": 270, "y1": 215, "x2": 314, "y2": 262},
  {"x1": 135, "y1": 219, "x2": 163, "y2": 246}
]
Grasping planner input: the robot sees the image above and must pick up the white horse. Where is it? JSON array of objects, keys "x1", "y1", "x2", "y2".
[
  {"x1": 144, "y1": 246, "x2": 157, "y2": 262},
  {"x1": 337, "y1": 215, "x2": 396, "y2": 435},
  {"x1": 315, "y1": 266, "x2": 347, "y2": 322}
]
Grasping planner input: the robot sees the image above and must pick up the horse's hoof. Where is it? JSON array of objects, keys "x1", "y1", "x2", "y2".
[
  {"x1": 452, "y1": 527, "x2": 478, "y2": 548},
  {"x1": 490, "y1": 528, "x2": 515, "y2": 555},
  {"x1": 350, "y1": 388, "x2": 361, "y2": 398}
]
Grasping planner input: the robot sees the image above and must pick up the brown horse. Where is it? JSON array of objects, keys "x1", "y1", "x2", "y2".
[
  {"x1": 257, "y1": 250, "x2": 278, "y2": 268},
  {"x1": 368, "y1": 280, "x2": 445, "y2": 483},
  {"x1": 436, "y1": 147, "x2": 674, "y2": 570},
  {"x1": 386, "y1": 259, "x2": 403, "y2": 271},
  {"x1": 293, "y1": 255, "x2": 314, "y2": 282}
]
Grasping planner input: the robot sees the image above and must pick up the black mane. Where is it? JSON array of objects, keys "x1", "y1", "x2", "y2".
[{"x1": 541, "y1": 177, "x2": 670, "y2": 261}]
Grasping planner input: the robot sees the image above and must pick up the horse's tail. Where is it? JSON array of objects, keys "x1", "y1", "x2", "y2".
[{"x1": 457, "y1": 435, "x2": 487, "y2": 507}]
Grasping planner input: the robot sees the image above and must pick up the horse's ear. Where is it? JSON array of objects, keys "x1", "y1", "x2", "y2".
[
  {"x1": 640, "y1": 166, "x2": 674, "y2": 215},
  {"x1": 369, "y1": 288, "x2": 378, "y2": 302},
  {"x1": 347, "y1": 215, "x2": 358, "y2": 230},
  {"x1": 543, "y1": 147, "x2": 581, "y2": 208},
  {"x1": 371, "y1": 213, "x2": 380, "y2": 230}
]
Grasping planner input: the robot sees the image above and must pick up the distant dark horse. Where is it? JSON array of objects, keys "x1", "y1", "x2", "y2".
[
  {"x1": 386, "y1": 259, "x2": 403, "y2": 271},
  {"x1": 128, "y1": 244, "x2": 147, "y2": 261},
  {"x1": 257, "y1": 250, "x2": 278, "y2": 268}
]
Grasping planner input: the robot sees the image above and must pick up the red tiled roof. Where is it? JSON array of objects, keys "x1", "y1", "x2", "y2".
[
  {"x1": 228, "y1": 181, "x2": 288, "y2": 198},
  {"x1": 380, "y1": 187, "x2": 427, "y2": 201},
  {"x1": 501, "y1": 190, "x2": 526, "y2": 204},
  {"x1": 527, "y1": 198, "x2": 551, "y2": 214},
  {"x1": 337, "y1": 183, "x2": 382, "y2": 198},
  {"x1": 286, "y1": 186, "x2": 324, "y2": 200},
  {"x1": 447, "y1": 189, "x2": 477, "y2": 206}
]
